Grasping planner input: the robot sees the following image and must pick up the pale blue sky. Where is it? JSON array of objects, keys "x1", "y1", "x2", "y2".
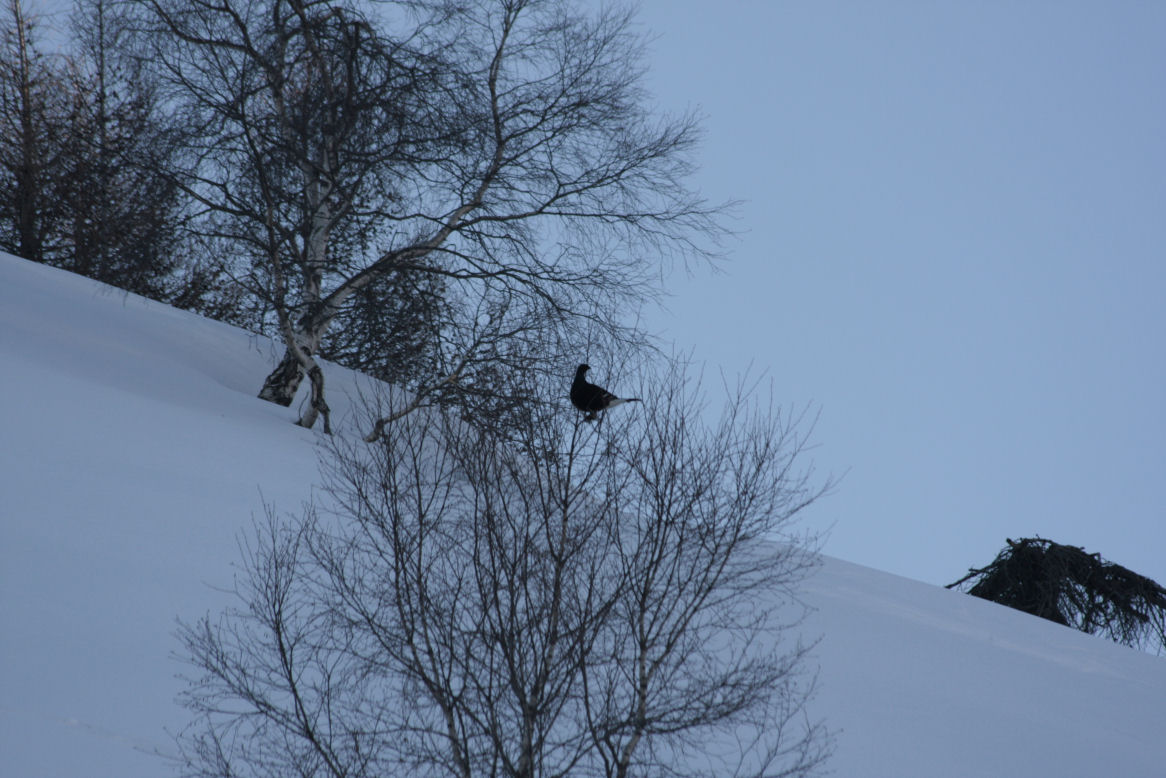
[
  {"x1": 33, "y1": 0, "x2": 1163, "y2": 586},
  {"x1": 636, "y1": 1, "x2": 1166, "y2": 585}
]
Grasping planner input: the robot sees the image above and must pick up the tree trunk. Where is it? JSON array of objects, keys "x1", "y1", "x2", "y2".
[
  {"x1": 258, "y1": 329, "x2": 330, "y2": 433},
  {"x1": 11, "y1": 0, "x2": 43, "y2": 262},
  {"x1": 258, "y1": 347, "x2": 305, "y2": 407},
  {"x1": 297, "y1": 363, "x2": 331, "y2": 434}
]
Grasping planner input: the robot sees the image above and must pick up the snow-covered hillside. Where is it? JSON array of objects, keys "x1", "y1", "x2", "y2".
[{"x1": 2, "y1": 252, "x2": 1165, "y2": 777}]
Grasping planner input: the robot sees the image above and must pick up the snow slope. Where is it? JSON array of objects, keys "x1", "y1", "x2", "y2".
[{"x1": 2, "y1": 252, "x2": 1165, "y2": 777}]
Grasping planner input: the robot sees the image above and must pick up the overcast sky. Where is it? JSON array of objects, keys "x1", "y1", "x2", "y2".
[
  {"x1": 30, "y1": 0, "x2": 1163, "y2": 587},
  {"x1": 634, "y1": 0, "x2": 1166, "y2": 586}
]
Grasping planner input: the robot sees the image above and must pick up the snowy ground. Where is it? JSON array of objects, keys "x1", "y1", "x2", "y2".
[{"x1": 2, "y1": 251, "x2": 1165, "y2": 777}]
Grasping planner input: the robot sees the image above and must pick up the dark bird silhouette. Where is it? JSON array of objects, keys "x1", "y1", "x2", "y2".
[{"x1": 570, "y1": 364, "x2": 640, "y2": 421}]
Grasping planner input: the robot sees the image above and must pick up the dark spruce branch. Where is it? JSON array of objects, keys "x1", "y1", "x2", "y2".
[{"x1": 948, "y1": 537, "x2": 1166, "y2": 653}]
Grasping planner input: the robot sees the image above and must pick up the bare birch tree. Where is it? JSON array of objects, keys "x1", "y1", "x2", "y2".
[
  {"x1": 136, "y1": 0, "x2": 722, "y2": 431},
  {"x1": 176, "y1": 361, "x2": 832, "y2": 777}
]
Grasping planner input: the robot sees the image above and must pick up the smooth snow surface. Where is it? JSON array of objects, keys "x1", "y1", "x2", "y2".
[{"x1": 2, "y1": 252, "x2": 1165, "y2": 777}]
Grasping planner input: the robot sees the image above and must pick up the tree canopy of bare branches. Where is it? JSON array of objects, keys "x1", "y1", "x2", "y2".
[
  {"x1": 1, "y1": 0, "x2": 70, "y2": 264},
  {"x1": 136, "y1": 0, "x2": 724, "y2": 431},
  {"x1": 177, "y1": 362, "x2": 832, "y2": 777},
  {"x1": 1, "y1": 0, "x2": 226, "y2": 308}
]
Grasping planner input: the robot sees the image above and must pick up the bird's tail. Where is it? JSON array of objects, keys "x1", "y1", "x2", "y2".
[{"x1": 608, "y1": 397, "x2": 641, "y2": 407}]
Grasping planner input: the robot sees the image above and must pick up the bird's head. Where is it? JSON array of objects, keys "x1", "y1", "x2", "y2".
[{"x1": 576, "y1": 364, "x2": 590, "y2": 376}]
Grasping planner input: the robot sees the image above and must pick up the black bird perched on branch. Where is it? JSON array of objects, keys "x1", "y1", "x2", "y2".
[{"x1": 570, "y1": 364, "x2": 640, "y2": 421}]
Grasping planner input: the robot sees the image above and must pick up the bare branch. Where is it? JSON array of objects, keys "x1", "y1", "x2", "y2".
[{"x1": 176, "y1": 358, "x2": 834, "y2": 777}]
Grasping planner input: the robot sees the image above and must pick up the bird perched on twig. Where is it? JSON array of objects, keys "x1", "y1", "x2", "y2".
[{"x1": 570, "y1": 364, "x2": 640, "y2": 421}]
